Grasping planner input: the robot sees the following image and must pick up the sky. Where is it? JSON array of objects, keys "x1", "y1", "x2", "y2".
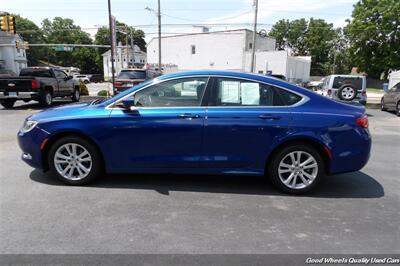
[{"x1": 1, "y1": 0, "x2": 359, "y2": 42}]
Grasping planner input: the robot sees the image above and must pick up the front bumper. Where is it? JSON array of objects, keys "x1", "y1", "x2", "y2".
[
  {"x1": 17, "y1": 126, "x2": 50, "y2": 169},
  {"x1": 0, "y1": 91, "x2": 39, "y2": 100}
]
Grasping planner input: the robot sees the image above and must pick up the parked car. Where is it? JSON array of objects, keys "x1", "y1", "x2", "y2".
[
  {"x1": 73, "y1": 74, "x2": 91, "y2": 84},
  {"x1": 321, "y1": 75, "x2": 367, "y2": 105},
  {"x1": 381, "y1": 81, "x2": 400, "y2": 116},
  {"x1": 0, "y1": 67, "x2": 80, "y2": 108},
  {"x1": 89, "y1": 74, "x2": 104, "y2": 83},
  {"x1": 18, "y1": 71, "x2": 371, "y2": 194},
  {"x1": 114, "y1": 69, "x2": 161, "y2": 94},
  {"x1": 306, "y1": 79, "x2": 323, "y2": 91}
]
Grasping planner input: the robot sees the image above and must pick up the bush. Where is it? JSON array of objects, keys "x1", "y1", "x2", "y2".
[
  {"x1": 97, "y1": 90, "x2": 109, "y2": 97},
  {"x1": 79, "y1": 80, "x2": 89, "y2": 96}
]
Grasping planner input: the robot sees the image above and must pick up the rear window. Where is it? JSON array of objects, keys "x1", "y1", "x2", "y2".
[
  {"x1": 117, "y1": 70, "x2": 146, "y2": 80},
  {"x1": 20, "y1": 69, "x2": 53, "y2": 78},
  {"x1": 332, "y1": 76, "x2": 363, "y2": 90}
]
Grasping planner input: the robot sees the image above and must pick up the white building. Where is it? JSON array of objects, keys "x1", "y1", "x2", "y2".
[
  {"x1": 0, "y1": 31, "x2": 27, "y2": 75},
  {"x1": 147, "y1": 28, "x2": 311, "y2": 82},
  {"x1": 102, "y1": 44, "x2": 147, "y2": 80},
  {"x1": 244, "y1": 51, "x2": 311, "y2": 83}
]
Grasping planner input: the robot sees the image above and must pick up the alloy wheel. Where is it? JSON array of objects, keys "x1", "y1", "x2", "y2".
[
  {"x1": 340, "y1": 87, "x2": 355, "y2": 100},
  {"x1": 54, "y1": 143, "x2": 92, "y2": 181},
  {"x1": 278, "y1": 151, "x2": 318, "y2": 189},
  {"x1": 46, "y1": 92, "x2": 52, "y2": 105}
]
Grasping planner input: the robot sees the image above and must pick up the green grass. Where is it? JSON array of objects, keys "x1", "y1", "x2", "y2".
[{"x1": 367, "y1": 87, "x2": 384, "y2": 93}]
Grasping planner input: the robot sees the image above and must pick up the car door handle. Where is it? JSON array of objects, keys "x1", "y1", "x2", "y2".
[
  {"x1": 258, "y1": 114, "x2": 281, "y2": 120},
  {"x1": 178, "y1": 113, "x2": 201, "y2": 119}
]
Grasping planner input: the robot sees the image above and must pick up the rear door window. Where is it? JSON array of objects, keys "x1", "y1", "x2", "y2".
[
  {"x1": 210, "y1": 78, "x2": 302, "y2": 106},
  {"x1": 20, "y1": 69, "x2": 53, "y2": 78},
  {"x1": 118, "y1": 71, "x2": 146, "y2": 79}
]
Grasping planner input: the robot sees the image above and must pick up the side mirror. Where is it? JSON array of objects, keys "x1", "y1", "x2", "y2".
[
  {"x1": 116, "y1": 98, "x2": 137, "y2": 112},
  {"x1": 64, "y1": 76, "x2": 73, "y2": 81}
]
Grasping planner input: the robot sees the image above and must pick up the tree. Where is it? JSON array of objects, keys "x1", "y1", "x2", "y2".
[
  {"x1": 345, "y1": 0, "x2": 400, "y2": 78},
  {"x1": 13, "y1": 14, "x2": 45, "y2": 65},
  {"x1": 41, "y1": 17, "x2": 100, "y2": 73},
  {"x1": 269, "y1": 18, "x2": 338, "y2": 75},
  {"x1": 94, "y1": 21, "x2": 146, "y2": 52},
  {"x1": 269, "y1": 19, "x2": 289, "y2": 50},
  {"x1": 287, "y1": 18, "x2": 308, "y2": 55},
  {"x1": 305, "y1": 18, "x2": 338, "y2": 75}
]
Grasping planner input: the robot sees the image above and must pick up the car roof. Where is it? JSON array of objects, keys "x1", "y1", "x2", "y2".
[
  {"x1": 158, "y1": 70, "x2": 288, "y2": 84},
  {"x1": 120, "y1": 69, "x2": 146, "y2": 72},
  {"x1": 328, "y1": 74, "x2": 366, "y2": 78}
]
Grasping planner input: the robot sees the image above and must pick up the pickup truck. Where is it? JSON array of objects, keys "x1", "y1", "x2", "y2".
[{"x1": 0, "y1": 67, "x2": 80, "y2": 108}]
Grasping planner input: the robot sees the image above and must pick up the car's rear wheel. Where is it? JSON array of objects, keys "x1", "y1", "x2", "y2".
[
  {"x1": 268, "y1": 144, "x2": 324, "y2": 194},
  {"x1": 381, "y1": 97, "x2": 386, "y2": 111},
  {"x1": 0, "y1": 100, "x2": 16, "y2": 109},
  {"x1": 39, "y1": 90, "x2": 53, "y2": 107},
  {"x1": 48, "y1": 136, "x2": 102, "y2": 185}
]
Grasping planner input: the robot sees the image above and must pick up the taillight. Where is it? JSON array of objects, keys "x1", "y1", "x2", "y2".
[
  {"x1": 356, "y1": 115, "x2": 369, "y2": 128},
  {"x1": 31, "y1": 79, "x2": 40, "y2": 89},
  {"x1": 327, "y1": 89, "x2": 332, "y2": 96},
  {"x1": 361, "y1": 90, "x2": 367, "y2": 96},
  {"x1": 115, "y1": 82, "x2": 123, "y2": 87}
]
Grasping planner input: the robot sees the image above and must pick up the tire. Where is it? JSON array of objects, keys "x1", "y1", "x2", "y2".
[
  {"x1": 381, "y1": 97, "x2": 386, "y2": 111},
  {"x1": 39, "y1": 90, "x2": 53, "y2": 107},
  {"x1": 396, "y1": 101, "x2": 400, "y2": 117},
  {"x1": 71, "y1": 87, "x2": 80, "y2": 102},
  {"x1": 338, "y1": 84, "x2": 357, "y2": 101},
  {"x1": 48, "y1": 136, "x2": 102, "y2": 185},
  {"x1": 0, "y1": 100, "x2": 16, "y2": 109},
  {"x1": 84, "y1": 80, "x2": 89, "y2": 84},
  {"x1": 267, "y1": 144, "x2": 325, "y2": 194}
]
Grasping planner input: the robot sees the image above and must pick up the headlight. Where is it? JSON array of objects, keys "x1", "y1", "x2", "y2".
[{"x1": 20, "y1": 120, "x2": 38, "y2": 133}]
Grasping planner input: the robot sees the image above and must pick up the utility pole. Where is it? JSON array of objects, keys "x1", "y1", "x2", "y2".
[
  {"x1": 130, "y1": 29, "x2": 134, "y2": 66},
  {"x1": 145, "y1": 3, "x2": 162, "y2": 72},
  {"x1": 107, "y1": 0, "x2": 116, "y2": 93},
  {"x1": 250, "y1": 0, "x2": 258, "y2": 73},
  {"x1": 157, "y1": 0, "x2": 162, "y2": 72}
]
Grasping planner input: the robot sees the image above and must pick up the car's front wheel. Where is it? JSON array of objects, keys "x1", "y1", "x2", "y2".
[
  {"x1": 48, "y1": 136, "x2": 102, "y2": 185},
  {"x1": 381, "y1": 97, "x2": 386, "y2": 111},
  {"x1": 268, "y1": 144, "x2": 324, "y2": 194},
  {"x1": 396, "y1": 101, "x2": 400, "y2": 117},
  {"x1": 71, "y1": 87, "x2": 80, "y2": 102}
]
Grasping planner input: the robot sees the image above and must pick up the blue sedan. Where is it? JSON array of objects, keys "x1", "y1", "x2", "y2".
[{"x1": 18, "y1": 71, "x2": 371, "y2": 194}]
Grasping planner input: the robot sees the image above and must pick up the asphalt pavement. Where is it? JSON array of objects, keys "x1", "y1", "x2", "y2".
[{"x1": 0, "y1": 101, "x2": 399, "y2": 254}]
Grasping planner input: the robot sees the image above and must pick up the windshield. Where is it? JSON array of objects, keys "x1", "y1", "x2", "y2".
[
  {"x1": 20, "y1": 69, "x2": 53, "y2": 78},
  {"x1": 117, "y1": 71, "x2": 146, "y2": 80}
]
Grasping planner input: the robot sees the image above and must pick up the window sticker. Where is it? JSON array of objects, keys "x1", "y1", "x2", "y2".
[
  {"x1": 241, "y1": 82, "x2": 260, "y2": 105},
  {"x1": 221, "y1": 81, "x2": 240, "y2": 103}
]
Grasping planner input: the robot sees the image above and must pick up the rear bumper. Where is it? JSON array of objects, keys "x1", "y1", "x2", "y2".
[
  {"x1": 0, "y1": 91, "x2": 38, "y2": 100},
  {"x1": 329, "y1": 128, "x2": 371, "y2": 175}
]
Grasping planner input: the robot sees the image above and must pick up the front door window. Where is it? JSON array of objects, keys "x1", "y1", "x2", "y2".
[{"x1": 131, "y1": 77, "x2": 208, "y2": 107}]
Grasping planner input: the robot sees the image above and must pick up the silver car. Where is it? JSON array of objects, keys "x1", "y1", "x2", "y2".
[{"x1": 321, "y1": 75, "x2": 367, "y2": 105}]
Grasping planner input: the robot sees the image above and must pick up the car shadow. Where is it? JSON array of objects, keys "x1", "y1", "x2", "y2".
[{"x1": 30, "y1": 170, "x2": 384, "y2": 199}]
